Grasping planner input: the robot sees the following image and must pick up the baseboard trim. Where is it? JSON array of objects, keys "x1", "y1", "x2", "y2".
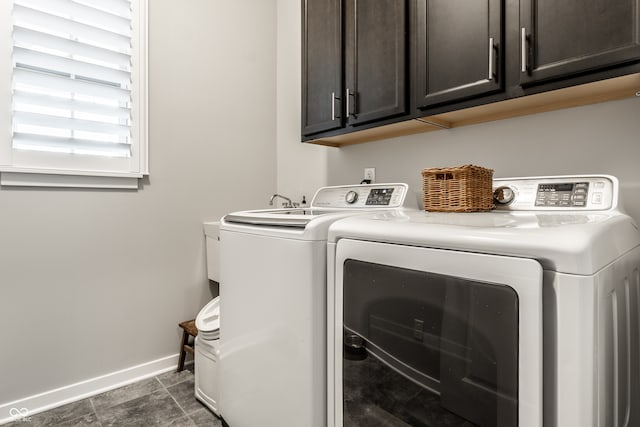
[{"x1": 0, "y1": 354, "x2": 182, "y2": 425}]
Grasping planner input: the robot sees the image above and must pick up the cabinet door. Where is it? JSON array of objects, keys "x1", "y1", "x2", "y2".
[
  {"x1": 520, "y1": 0, "x2": 640, "y2": 85},
  {"x1": 302, "y1": 0, "x2": 343, "y2": 136},
  {"x1": 344, "y1": 0, "x2": 407, "y2": 126},
  {"x1": 414, "y1": 0, "x2": 503, "y2": 110}
]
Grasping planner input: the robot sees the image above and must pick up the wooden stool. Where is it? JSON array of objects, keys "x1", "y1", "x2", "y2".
[{"x1": 177, "y1": 319, "x2": 198, "y2": 372}]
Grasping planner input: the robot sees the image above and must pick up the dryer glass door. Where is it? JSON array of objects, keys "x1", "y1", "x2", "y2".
[{"x1": 332, "y1": 239, "x2": 543, "y2": 427}]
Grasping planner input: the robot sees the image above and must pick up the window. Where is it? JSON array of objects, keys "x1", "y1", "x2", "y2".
[{"x1": 0, "y1": 0, "x2": 148, "y2": 188}]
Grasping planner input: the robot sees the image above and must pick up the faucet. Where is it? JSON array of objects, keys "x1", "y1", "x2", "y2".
[{"x1": 269, "y1": 194, "x2": 298, "y2": 208}]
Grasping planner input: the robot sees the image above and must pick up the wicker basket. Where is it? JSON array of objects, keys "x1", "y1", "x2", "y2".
[{"x1": 421, "y1": 165, "x2": 494, "y2": 212}]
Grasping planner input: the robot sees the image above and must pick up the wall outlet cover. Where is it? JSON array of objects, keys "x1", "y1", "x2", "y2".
[{"x1": 364, "y1": 167, "x2": 375, "y2": 182}]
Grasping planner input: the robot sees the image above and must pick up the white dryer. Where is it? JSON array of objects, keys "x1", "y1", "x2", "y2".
[
  {"x1": 327, "y1": 175, "x2": 640, "y2": 427},
  {"x1": 218, "y1": 183, "x2": 416, "y2": 427}
]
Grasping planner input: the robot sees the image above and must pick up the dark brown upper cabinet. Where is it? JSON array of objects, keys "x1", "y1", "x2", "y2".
[
  {"x1": 302, "y1": 0, "x2": 343, "y2": 136},
  {"x1": 302, "y1": 0, "x2": 640, "y2": 145},
  {"x1": 413, "y1": 0, "x2": 504, "y2": 110},
  {"x1": 519, "y1": 0, "x2": 640, "y2": 85},
  {"x1": 301, "y1": 0, "x2": 408, "y2": 137},
  {"x1": 344, "y1": 0, "x2": 408, "y2": 126}
]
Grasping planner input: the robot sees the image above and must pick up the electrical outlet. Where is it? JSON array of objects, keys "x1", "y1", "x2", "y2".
[{"x1": 364, "y1": 167, "x2": 375, "y2": 183}]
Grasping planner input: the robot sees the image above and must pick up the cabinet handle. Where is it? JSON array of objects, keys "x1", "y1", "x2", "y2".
[
  {"x1": 488, "y1": 37, "x2": 495, "y2": 80},
  {"x1": 346, "y1": 88, "x2": 356, "y2": 117},
  {"x1": 346, "y1": 88, "x2": 350, "y2": 117},
  {"x1": 331, "y1": 92, "x2": 338, "y2": 121},
  {"x1": 521, "y1": 27, "x2": 527, "y2": 72},
  {"x1": 331, "y1": 92, "x2": 335, "y2": 120},
  {"x1": 351, "y1": 1, "x2": 358, "y2": 119}
]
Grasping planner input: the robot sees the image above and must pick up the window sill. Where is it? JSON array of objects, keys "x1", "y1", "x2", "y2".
[{"x1": 0, "y1": 169, "x2": 142, "y2": 189}]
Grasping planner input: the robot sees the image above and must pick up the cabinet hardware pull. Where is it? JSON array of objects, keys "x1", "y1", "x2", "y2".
[
  {"x1": 331, "y1": 92, "x2": 335, "y2": 120},
  {"x1": 488, "y1": 37, "x2": 495, "y2": 80},
  {"x1": 521, "y1": 27, "x2": 527, "y2": 73},
  {"x1": 351, "y1": 1, "x2": 358, "y2": 119},
  {"x1": 346, "y1": 88, "x2": 350, "y2": 117},
  {"x1": 346, "y1": 88, "x2": 356, "y2": 117},
  {"x1": 331, "y1": 92, "x2": 340, "y2": 121}
]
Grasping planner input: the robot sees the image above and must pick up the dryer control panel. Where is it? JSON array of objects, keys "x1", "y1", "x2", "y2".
[
  {"x1": 535, "y1": 182, "x2": 590, "y2": 208},
  {"x1": 493, "y1": 175, "x2": 618, "y2": 211}
]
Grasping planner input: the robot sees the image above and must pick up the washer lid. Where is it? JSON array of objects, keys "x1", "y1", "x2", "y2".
[
  {"x1": 224, "y1": 208, "x2": 328, "y2": 228},
  {"x1": 196, "y1": 297, "x2": 220, "y2": 333}
]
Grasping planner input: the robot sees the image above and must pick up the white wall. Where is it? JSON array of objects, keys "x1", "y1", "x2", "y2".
[
  {"x1": 325, "y1": 97, "x2": 640, "y2": 221},
  {"x1": 0, "y1": 0, "x2": 277, "y2": 415},
  {"x1": 276, "y1": 0, "x2": 328, "y2": 206}
]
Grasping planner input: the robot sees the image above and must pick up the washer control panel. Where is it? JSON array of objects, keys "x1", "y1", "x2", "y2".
[
  {"x1": 365, "y1": 188, "x2": 396, "y2": 206},
  {"x1": 493, "y1": 176, "x2": 617, "y2": 211},
  {"x1": 311, "y1": 183, "x2": 409, "y2": 209}
]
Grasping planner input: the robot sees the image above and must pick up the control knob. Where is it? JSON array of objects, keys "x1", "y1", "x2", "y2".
[
  {"x1": 494, "y1": 186, "x2": 515, "y2": 205},
  {"x1": 345, "y1": 190, "x2": 359, "y2": 204}
]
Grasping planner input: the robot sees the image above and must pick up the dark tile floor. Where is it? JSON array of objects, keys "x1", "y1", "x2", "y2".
[{"x1": 5, "y1": 366, "x2": 221, "y2": 427}]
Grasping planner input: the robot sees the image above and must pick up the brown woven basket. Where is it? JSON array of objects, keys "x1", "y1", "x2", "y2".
[{"x1": 421, "y1": 165, "x2": 494, "y2": 212}]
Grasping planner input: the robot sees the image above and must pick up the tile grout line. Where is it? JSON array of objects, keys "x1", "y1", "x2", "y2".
[
  {"x1": 89, "y1": 377, "x2": 170, "y2": 426},
  {"x1": 88, "y1": 398, "x2": 104, "y2": 427},
  {"x1": 155, "y1": 374, "x2": 194, "y2": 426}
]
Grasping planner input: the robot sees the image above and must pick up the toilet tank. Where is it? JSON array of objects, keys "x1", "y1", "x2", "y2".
[{"x1": 203, "y1": 221, "x2": 220, "y2": 282}]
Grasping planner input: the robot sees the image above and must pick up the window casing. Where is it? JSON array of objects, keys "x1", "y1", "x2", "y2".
[{"x1": 0, "y1": 0, "x2": 148, "y2": 188}]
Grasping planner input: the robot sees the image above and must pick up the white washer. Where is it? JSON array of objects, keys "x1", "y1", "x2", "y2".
[
  {"x1": 327, "y1": 175, "x2": 640, "y2": 427},
  {"x1": 219, "y1": 183, "x2": 415, "y2": 427}
]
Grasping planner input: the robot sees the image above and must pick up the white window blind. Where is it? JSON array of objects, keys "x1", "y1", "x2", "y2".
[
  {"x1": 13, "y1": 0, "x2": 132, "y2": 157},
  {"x1": 1, "y1": 0, "x2": 148, "y2": 187}
]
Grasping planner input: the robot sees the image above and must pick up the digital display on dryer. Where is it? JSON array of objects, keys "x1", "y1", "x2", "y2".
[
  {"x1": 539, "y1": 183, "x2": 573, "y2": 192},
  {"x1": 536, "y1": 182, "x2": 589, "y2": 207},
  {"x1": 366, "y1": 188, "x2": 394, "y2": 205}
]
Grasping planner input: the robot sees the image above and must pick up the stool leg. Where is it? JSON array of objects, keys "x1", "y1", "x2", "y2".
[{"x1": 177, "y1": 329, "x2": 189, "y2": 372}]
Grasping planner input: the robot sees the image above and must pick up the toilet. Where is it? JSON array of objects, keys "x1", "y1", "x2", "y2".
[
  {"x1": 195, "y1": 221, "x2": 222, "y2": 416},
  {"x1": 196, "y1": 297, "x2": 220, "y2": 340},
  {"x1": 195, "y1": 296, "x2": 220, "y2": 415}
]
